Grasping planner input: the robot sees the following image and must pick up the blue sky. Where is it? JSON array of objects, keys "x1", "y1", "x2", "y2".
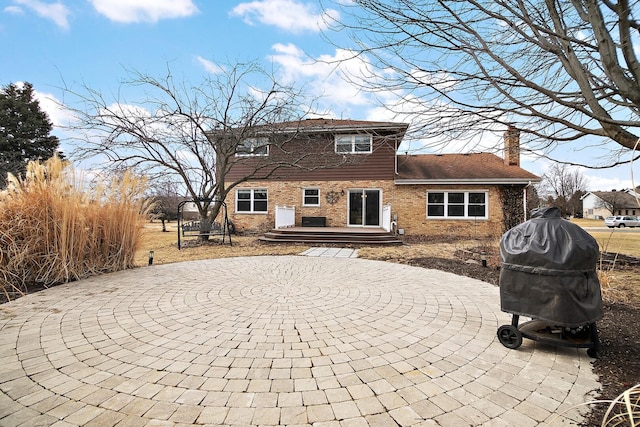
[{"x1": 1, "y1": 0, "x2": 637, "y2": 192}]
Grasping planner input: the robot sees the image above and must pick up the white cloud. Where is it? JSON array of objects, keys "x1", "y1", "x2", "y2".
[
  {"x1": 11, "y1": 82, "x2": 74, "y2": 129},
  {"x1": 230, "y1": 0, "x2": 338, "y2": 33},
  {"x1": 269, "y1": 44, "x2": 380, "y2": 113},
  {"x1": 526, "y1": 158, "x2": 640, "y2": 193},
  {"x1": 31, "y1": 88, "x2": 85, "y2": 158},
  {"x1": 11, "y1": 0, "x2": 70, "y2": 30},
  {"x1": 584, "y1": 170, "x2": 639, "y2": 192},
  {"x1": 4, "y1": 5, "x2": 24, "y2": 14},
  {"x1": 195, "y1": 56, "x2": 225, "y2": 75},
  {"x1": 33, "y1": 89, "x2": 75, "y2": 128},
  {"x1": 88, "y1": 0, "x2": 198, "y2": 24}
]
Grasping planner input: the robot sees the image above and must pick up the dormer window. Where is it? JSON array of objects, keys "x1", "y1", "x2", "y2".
[
  {"x1": 335, "y1": 134, "x2": 372, "y2": 154},
  {"x1": 237, "y1": 137, "x2": 269, "y2": 157}
]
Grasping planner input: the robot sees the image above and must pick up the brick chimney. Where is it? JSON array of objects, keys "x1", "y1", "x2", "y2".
[{"x1": 504, "y1": 125, "x2": 520, "y2": 166}]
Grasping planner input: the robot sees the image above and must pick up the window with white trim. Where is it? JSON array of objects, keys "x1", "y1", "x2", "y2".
[
  {"x1": 303, "y1": 188, "x2": 320, "y2": 206},
  {"x1": 426, "y1": 191, "x2": 488, "y2": 219},
  {"x1": 236, "y1": 137, "x2": 269, "y2": 157},
  {"x1": 236, "y1": 189, "x2": 268, "y2": 213},
  {"x1": 335, "y1": 134, "x2": 372, "y2": 154}
]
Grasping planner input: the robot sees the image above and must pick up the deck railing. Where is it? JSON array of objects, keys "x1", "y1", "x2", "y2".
[
  {"x1": 382, "y1": 204, "x2": 392, "y2": 232},
  {"x1": 275, "y1": 205, "x2": 295, "y2": 229}
]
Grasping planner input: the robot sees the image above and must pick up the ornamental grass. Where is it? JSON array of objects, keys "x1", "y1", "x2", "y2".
[{"x1": 0, "y1": 157, "x2": 151, "y2": 301}]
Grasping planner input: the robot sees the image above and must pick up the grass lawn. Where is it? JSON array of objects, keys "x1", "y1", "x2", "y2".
[
  {"x1": 134, "y1": 222, "x2": 308, "y2": 267},
  {"x1": 571, "y1": 218, "x2": 640, "y2": 257},
  {"x1": 138, "y1": 219, "x2": 640, "y2": 262},
  {"x1": 135, "y1": 219, "x2": 639, "y2": 305}
]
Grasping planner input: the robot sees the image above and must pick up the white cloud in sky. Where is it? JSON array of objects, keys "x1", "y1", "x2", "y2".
[
  {"x1": 88, "y1": 0, "x2": 198, "y2": 24},
  {"x1": 12, "y1": 82, "x2": 74, "y2": 133},
  {"x1": 11, "y1": 0, "x2": 70, "y2": 30},
  {"x1": 583, "y1": 169, "x2": 638, "y2": 192},
  {"x1": 195, "y1": 56, "x2": 224, "y2": 75},
  {"x1": 4, "y1": 5, "x2": 23, "y2": 14},
  {"x1": 33, "y1": 89, "x2": 75, "y2": 128},
  {"x1": 529, "y1": 158, "x2": 639, "y2": 192},
  {"x1": 29, "y1": 87, "x2": 79, "y2": 158},
  {"x1": 230, "y1": 0, "x2": 338, "y2": 33},
  {"x1": 269, "y1": 43, "x2": 381, "y2": 115}
]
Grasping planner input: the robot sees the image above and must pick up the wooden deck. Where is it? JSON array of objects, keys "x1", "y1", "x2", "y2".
[{"x1": 260, "y1": 227, "x2": 403, "y2": 245}]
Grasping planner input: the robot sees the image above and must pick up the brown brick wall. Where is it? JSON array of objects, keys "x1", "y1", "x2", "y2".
[
  {"x1": 226, "y1": 180, "x2": 518, "y2": 239},
  {"x1": 226, "y1": 180, "x2": 395, "y2": 233},
  {"x1": 392, "y1": 184, "x2": 506, "y2": 239}
]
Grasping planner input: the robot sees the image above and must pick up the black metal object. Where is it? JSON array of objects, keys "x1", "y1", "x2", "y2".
[
  {"x1": 302, "y1": 216, "x2": 327, "y2": 227},
  {"x1": 177, "y1": 198, "x2": 232, "y2": 250},
  {"x1": 497, "y1": 207, "x2": 603, "y2": 358},
  {"x1": 497, "y1": 314, "x2": 600, "y2": 358}
]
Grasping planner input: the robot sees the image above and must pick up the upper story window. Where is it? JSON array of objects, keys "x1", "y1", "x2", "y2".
[
  {"x1": 236, "y1": 137, "x2": 269, "y2": 157},
  {"x1": 427, "y1": 191, "x2": 488, "y2": 219},
  {"x1": 335, "y1": 134, "x2": 372, "y2": 154}
]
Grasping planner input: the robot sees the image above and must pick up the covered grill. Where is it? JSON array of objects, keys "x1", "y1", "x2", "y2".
[{"x1": 496, "y1": 207, "x2": 603, "y2": 357}]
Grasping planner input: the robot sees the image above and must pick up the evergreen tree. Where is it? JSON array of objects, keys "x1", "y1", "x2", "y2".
[{"x1": 0, "y1": 82, "x2": 60, "y2": 187}]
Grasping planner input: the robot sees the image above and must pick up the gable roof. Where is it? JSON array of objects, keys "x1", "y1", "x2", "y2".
[
  {"x1": 396, "y1": 152, "x2": 540, "y2": 185},
  {"x1": 583, "y1": 190, "x2": 640, "y2": 208}
]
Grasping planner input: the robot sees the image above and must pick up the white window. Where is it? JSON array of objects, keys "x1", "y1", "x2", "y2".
[
  {"x1": 335, "y1": 134, "x2": 372, "y2": 154},
  {"x1": 236, "y1": 189, "x2": 268, "y2": 213},
  {"x1": 426, "y1": 191, "x2": 488, "y2": 219},
  {"x1": 236, "y1": 137, "x2": 269, "y2": 157},
  {"x1": 303, "y1": 188, "x2": 320, "y2": 206}
]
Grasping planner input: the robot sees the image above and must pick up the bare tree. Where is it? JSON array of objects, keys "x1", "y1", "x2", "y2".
[
  {"x1": 147, "y1": 178, "x2": 183, "y2": 232},
  {"x1": 537, "y1": 163, "x2": 589, "y2": 216},
  {"x1": 63, "y1": 62, "x2": 339, "y2": 239},
  {"x1": 327, "y1": 0, "x2": 640, "y2": 167}
]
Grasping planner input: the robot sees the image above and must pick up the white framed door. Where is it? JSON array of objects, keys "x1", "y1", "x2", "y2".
[{"x1": 348, "y1": 189, "x2": 381, "y2": 227}]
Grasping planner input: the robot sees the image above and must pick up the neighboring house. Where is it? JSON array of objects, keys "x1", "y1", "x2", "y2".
[
  {"x1": 224, "y1": 119, "x2": 540, "y2": 238},
  {"x1": 581, "y1": 190, "x2": 640, "y2": 219}
]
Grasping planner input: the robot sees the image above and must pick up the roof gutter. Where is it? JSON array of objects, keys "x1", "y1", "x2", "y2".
[{"x1": 272, "y1": 124, "x2": 409, "y2": 134}]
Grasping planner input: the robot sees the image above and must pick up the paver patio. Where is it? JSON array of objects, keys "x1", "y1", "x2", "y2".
[{"x1": 0, "y1": 256, "x2": 600, "y2": 426}]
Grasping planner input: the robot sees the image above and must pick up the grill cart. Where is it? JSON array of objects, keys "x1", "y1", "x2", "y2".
[{"x1": 497, "y1": 207, "x2": 603, "y2": 358}]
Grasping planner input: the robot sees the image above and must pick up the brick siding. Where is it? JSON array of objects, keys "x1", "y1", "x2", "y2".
[{"x1": 226, "y1": 180, "x2": 514, "y2": 239}]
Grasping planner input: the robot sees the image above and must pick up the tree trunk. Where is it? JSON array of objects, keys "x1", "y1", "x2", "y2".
[{"x1": 197, "y1": 201, "x2": 223, "y2": 242}]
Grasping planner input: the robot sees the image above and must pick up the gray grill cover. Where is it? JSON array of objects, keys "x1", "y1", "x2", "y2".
[{"x1": 499, "y1": 207, "x2": 603, "y2": 327}]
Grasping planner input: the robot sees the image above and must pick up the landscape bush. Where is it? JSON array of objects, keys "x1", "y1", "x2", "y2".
[{"x1": 0, "y1": 157, "x2": 150, "y2": 300}]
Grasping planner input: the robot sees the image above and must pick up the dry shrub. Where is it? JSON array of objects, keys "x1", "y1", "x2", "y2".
[
  {"x1": 597, "y1": 233, "x2": 632, "y2": 305},
  {"x1": 598, "y1": 267, "x2": 626, "y2": 304},
  {"x1": 601, "y1": 384, "x2": 640, "y2": 426},
  {"x1": 551, "y1": 383, "x2": 640, "y2": 426},
  {"x1": 0, "y1": 157, "x2": 150, "y2": 300}
]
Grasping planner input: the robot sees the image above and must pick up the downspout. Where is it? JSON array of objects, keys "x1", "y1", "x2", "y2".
[
  {"x1": 523, "y1": 181, "x2": 532, "y2": 221},
  {"x1": 394, "y1": 135, "x2": 399, "y2": 175}
]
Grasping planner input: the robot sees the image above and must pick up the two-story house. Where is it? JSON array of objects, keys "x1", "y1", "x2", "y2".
[{"x1": 224, "y1": 118, "x2": 540, "y2": 240}]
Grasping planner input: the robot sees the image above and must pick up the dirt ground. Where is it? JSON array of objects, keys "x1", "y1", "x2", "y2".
[{"x1": 2, "y1": 231, "x2": 639, "y2": 425}]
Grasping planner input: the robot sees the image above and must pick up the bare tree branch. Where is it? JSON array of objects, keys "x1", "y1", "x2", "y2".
[
  {"x1": 537, "y1": 163, "x2": 589, "y2": 215},
  {"x1": 324, "y1": 0, "x2": 640, "y2": 168},
  {"x1": 60, "y1": 61, "x2": 347, "y2": 239}
]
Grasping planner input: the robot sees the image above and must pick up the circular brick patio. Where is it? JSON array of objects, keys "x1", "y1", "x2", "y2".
[{"x1": 0, "y1": 256, "x2": 599, "y2": 426}]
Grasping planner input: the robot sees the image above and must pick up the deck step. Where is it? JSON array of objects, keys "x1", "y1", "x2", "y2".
[{"x1": 259, "y1": 228, "x2": 403, "y2": 245}]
